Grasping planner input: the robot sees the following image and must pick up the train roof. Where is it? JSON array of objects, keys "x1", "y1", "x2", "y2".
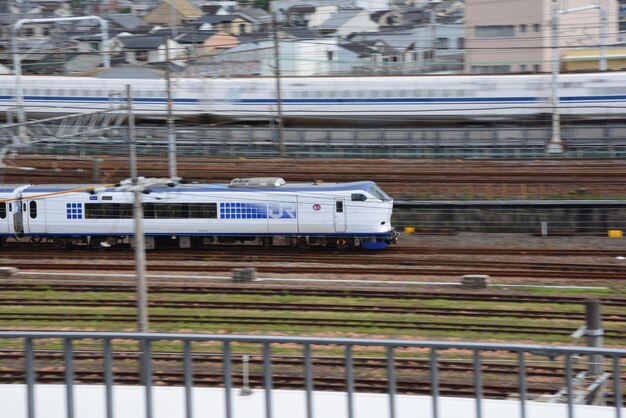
[{"x1": 15, "y1": 181, "x2": 380, "y2": 194}]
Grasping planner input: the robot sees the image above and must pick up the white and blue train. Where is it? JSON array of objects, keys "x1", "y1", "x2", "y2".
[
  {"x1": 1, "y1": 71, "x2": 625, "y2": 123},
  {"x1": 0, "y1": 178, "x2": 397, "y2": 250}
]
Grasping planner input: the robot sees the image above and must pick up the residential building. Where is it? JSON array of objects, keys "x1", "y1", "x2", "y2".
[
  {"x1": 143, "y1": 0, "x2": 203, "y2": 27},
  {"x1": 208, "y1": 38, "x2": 343, "y2": 76},
  {"x1": 310, "y1": 8, "x2": 379, "y2": 37},
  {"x1": 194, "y1": 14, "x2": 255, "y2": 35},
  {"x1": 465, "y1": 0, "x2": 619, "y2": 74}
]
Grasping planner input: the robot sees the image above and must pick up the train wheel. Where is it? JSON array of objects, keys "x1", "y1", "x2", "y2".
[
  {"x1": 335, "y1": 238, "x2": 348, "y2": 249},
  {"x1": 297, "y1": 237, "x2": 309, "y2": 249}
]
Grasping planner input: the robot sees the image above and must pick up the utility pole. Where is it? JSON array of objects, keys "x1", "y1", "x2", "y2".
[
  {"x1": 548, "y1": 2, "x2": 609, "y2": 154},
  {"x1": 547, "y1": 0, "x2": 563, "y2": 154},
  {"x1": 429, "y1": 9, "x2": 437, "y2": 70},
  {"x1": 127, "y1": 85, "x2": 148, "y2": 333},
  {"x1": 272, "y1": 12, "x2": 285, "y2": 157},
  {"x1": 165, "y1": 39, "x2": 178, "y2": 178},
  {"x1": 169, "y1": 0, "x2": 177, "y2": 38}
]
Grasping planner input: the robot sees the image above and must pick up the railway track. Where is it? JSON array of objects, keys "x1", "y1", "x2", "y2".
[
  {"x1": 3, "y1": 298, "x2": 625, "y2": 322},
  {"x1": 1, "y1": 282, "x2": 625, "y2": 306},
  {"x1": 1, "y1": 311, "x2": 624, "y2": 338},
  {"x1": 3, "y1": 156, "x2": 626, "y2": 199},
  {"x1": 3, "y1": 259, "x2": 625, "y2": 281},
  {"x1": 2, "y1": 245, "x2": 626, "y2": 257}
]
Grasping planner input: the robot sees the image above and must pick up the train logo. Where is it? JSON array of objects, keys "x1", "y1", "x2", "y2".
[
  {"x1": 268, "y1": 202, "x2": 296, "y2": 219},
  {"x1": 312, "y1": 204, "x2": 321, "y2": 211}
]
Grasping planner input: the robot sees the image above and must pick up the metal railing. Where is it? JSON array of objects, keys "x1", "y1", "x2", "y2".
[
  {"x1": 0, "y1": 331, "x2": 623, "y2": 418},
  {"x1": 4, "y1": 123, "x2": 626, "y2": 159}
]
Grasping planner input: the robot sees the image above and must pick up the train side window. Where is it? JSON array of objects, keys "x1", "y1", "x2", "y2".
[
  {"x1": 9, "y1": 203, "x2": 12, "y2": 212},
  {"x1": 0, "y1": 202, "x2": 5, "y2": 219},
  {"x1": 29, "y1": 201, "x2": 37, "y2": 219},
  {"x1": 336, "y1": 201, "x2": 343, "y2": 213},
  {"x1": 85, "y1": 203, "x2": 133, "y2": 219},
  {"x1": 351, "y1": 194, "x2": 367, "y2": 201}
]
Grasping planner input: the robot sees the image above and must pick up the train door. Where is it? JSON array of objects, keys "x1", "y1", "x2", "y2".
[
  {"x1": 0, "y1": 201, "x2": 10, "y2": 237},
  {"x1": 13, "y1": 201, "x2": 24, "y2": 236},
  {"x1": 24, "y1": 199, "x2": 46, "y2": 235},
  {"x1": 334, "y1": 198, "x2": 346, "y2": 233}
]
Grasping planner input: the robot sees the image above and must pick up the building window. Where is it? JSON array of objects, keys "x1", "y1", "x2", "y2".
[
  {"x1": 136, "y1": 50, "x2": 148, "y2": 62},
  {"x1": 435, "y1": 37, "x2": 449, "y2": 49},
  {"x1": 471, "y1": 65, "x2": 511, "y2": 74},
  {"x1": 521, "y1": 64, "x2": 527, "y2": 72},
  {"x1": 475, "y1": 25, "x2": 515, "y2": 38},
  {"x1": 239, "y1": 24, "x2": 247, "y2": 33},
  {"x1": 533, "y1": 24, "x2": 541, "y2": 32},
  {"x1": 519, "y1": 24, "x2": 527, "y2": 33},
  {"x1": 533, "y1": 64, "x2": 540, "y2": 72},
  {"x1": 457, "y1": 37, "x2": 465, "y2": 49}
]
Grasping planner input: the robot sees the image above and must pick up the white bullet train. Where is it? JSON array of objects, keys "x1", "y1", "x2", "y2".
[
  {"x1": 0, "y1": 178, "x2": 397, "y2": 250},
  {"x1": 0, "y1": 71, "x2": 625, "y2": 124}
]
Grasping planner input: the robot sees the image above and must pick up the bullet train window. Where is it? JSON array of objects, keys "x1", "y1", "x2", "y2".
[
  {"x1": 357, "y1": 90, "x2": 364, "y2": 98},
  {"x1": 336, "y1": 201, "x2": 343, "y2": 213},
  {"x1": 0, "y1": 203, "x2": 5, "y2": 219},
  {"x1": 85, "y1": 203, "x2": 133, "y2": 219},
  {"x1": 372, "y1": 91, "x2": 379, "y2": 98},
  {"x1": 302, "y1": 91, "x2": 309, "y2": 98},
  {"x1": 29, "y1": 201, "x2": 37, "y2": 219},
  {"x1": 351, "y1": 194, "x2": 367, "y2": 202},
  {"x1": 368, "y1": 185, "x2": 391, "y2": 201},
  {"x1": 385, "y1": 91, "x2": 393, "y2": 97}
]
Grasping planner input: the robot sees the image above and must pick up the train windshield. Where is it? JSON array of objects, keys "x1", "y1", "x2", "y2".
[{"x1": 368, "y1": 184, "x2": 392, "y2": 201}]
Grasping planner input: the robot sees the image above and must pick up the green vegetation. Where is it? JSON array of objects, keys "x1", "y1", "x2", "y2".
[{"x1": 1, "y1": 289, "x2": 624, "y2": 349}]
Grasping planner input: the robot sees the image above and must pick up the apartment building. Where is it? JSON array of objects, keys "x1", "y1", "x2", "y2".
[{"x1": 465, "y1": 0, "x2": 619, "y2": 73}]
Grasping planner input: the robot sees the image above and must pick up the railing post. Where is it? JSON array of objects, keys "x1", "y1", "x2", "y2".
[
  {"x1": 473, "y1": 349, "x2": 483, "y2": 418},
  {"x1": 184, "y1": 340, "x2": 193, "y2": 418},
  {"x1": 430, "y1": 348, "x2": 439, "y2": 418},
  {"x1": 223, "y1": 341, "x2": 233, "y2": 418},
  {"x1": 304, "y1": 344, "x2": 314, "y2": 418},
  {"x1": 64, "y1": 338, "x2": 75, "y2": 418},
  {"x1": 518, "y1": 351, "x2": 527, "y2": 418},
  {"x1": 25, "y1": 337, "x2": 35, "y2": 418},
  {"x1": 263, "y1": 342, "x2": 273, "y2": 418},
  {"x1": 345, "y1": 345, "x2": 355, "y2": 418},
  {"x1": 103, "y1": 338, "x2": 114, "y2": 418},
  {"x1": 386, "y1": 346, "x2": 396, "y2": 418}
]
